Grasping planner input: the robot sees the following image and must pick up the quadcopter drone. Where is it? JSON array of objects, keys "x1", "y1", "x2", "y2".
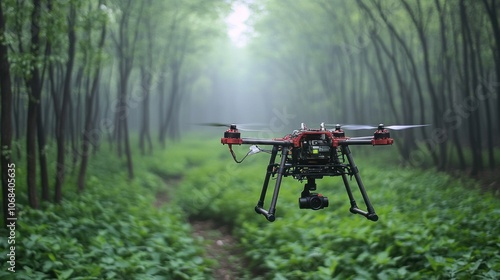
[{"x1": 216, "y1": 122, "x2": 427, "y2": 222}]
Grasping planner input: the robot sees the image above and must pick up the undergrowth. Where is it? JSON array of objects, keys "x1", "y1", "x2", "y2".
[
  {"x1": 174, "y1": 141, "x2": 500, "y2": 279},
  {"x1": 0, "y1": 140, "x2": 212, "y2": 279},
  {"x1": 1, "y1": 137, "x2": 499, "y2": 279}
]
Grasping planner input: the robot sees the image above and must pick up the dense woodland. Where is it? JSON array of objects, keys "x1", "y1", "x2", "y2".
[{"x1": 0, "y1": 0, "x2": 499, "y2": 278}]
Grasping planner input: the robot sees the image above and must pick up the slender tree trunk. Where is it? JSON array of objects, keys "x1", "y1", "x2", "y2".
[
  {"x1": 37, "y1": 105, "x2": 50, "y2": 202},
  {"x1": 435, "y1": 0, "x2": 466, "y2": 170},
  {"x1": 358, "y1": 0, "x2": 437, "y2": 166},
  {"x1": 78, "y1": 10, "x2": 106, "y2": 191},
  {"x1": 0, "y1": 2, "x2": 15, "y2": 228},
  {"x1": 162, "y1": 61, "x2": 182, "y2": 140},
  {"x1": 55, "y1": 4, "x2": 77, "y2": 203},
  {"x1": 26, "y1": 0, "x2": 42, "y2": 209},
  {"x1": 140, "y1": 66, "x2": 153, "y2": 155},
  {"x1": 460, "y1": 0, "x2": 480, "y2": 176},
  {"x1": 158, "y1": 64, "x2": 167, "y2": 147},
  {"x1": 13, "y1": 79, "x2": 22, "y2": 158},
  {"x1": 481, "y1": 0, "x2": 500, "y2": 134},
  {"x1": 402, "y1": 0, "x2": 447, "y2": 170}
]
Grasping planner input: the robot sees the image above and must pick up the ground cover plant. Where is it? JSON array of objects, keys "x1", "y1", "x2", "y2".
[
  {"x1": 1, "y1": 138, "x2": 498, "y2": 279},
  {"x1": 174, "y1": 140, "x2": 500, "y2": 279},
  {"x1": 0, "y1": 142, "x2": 212, "y2": 279}
]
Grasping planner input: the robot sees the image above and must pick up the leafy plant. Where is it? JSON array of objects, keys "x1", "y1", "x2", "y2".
[
  {"x1": 174, "y1": 141, "x2": 500, "y2": 279},
  {"x1": 0, "y1": 144, "x2": 212, "y2": 279}
]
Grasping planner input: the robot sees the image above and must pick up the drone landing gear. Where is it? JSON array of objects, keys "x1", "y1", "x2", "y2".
[
  {"x1": 255, "y1": 145, "x2": 289, "y2": 222},
  {"x1": 254, "y1": 143, "x2": 379, "y2": 222},
  {"x1": 339, "y1": 145, "x2": 379, "y2": 221}
]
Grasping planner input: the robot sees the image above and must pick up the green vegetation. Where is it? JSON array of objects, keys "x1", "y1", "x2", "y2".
[
  {"x1": 1, "y1": 139, "x2": 499, "y2": 279},
  {"x1": 0, "y1": 142, "x2": 212, "y2": 279},
  {"x1": 174, "y1": 140, "x2": 500, "y2": 279}
]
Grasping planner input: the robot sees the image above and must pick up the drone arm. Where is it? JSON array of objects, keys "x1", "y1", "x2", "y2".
[
  {"x1": 339, "y1": 139, "x2": 373, "y2": 145},
  {"x1": 242, "y1": 138, "x2": 291, "y2": 146},
  {"x1": 338, "y1": 138, "x2": 394, "y2": 146}
]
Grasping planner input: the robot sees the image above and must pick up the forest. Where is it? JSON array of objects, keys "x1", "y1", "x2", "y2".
[{"x1": 0, "y1": 0, "x2": 499, "y2": 279}]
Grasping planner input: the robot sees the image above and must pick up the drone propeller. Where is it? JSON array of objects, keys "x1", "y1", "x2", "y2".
[
  {"x1": 348, "y1": 136, "x2": 375, "y2": 140},
  {"x1": 340, "y1": 124, "x2": 430, "y2": 131},
  {"x1": 196, "y1": 122, "x2": 267, "y2": 132}
]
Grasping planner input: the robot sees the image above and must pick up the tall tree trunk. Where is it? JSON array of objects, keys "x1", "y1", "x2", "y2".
[
  {"x1": 158, "y1": 64, "x2": 168, "y2": 147},
  {"x1": 475, "y1": 29, "x2": 495, "y2": 169},
  {"x1": 358, "y1": 0, "x2": 437, "y2": 166},
  {"x1": 55, "y1": 4, "x2": 77, "y2": 203},
  {"x1": 481, "y1": 0, "x2": 500, "y2": 134},
  {"x1": 26, "y1": 0, "x2": 42, "y2": 209},
  {"x1": 435, "y1": 0, "x2": 466, "y2": 170},
  {"x1": 162, "y1": 61, "x2": 181, "y2": 140},
  {"x1": 460, "y1": 0, "x2": 480, "y2": 176},
  {"x1": 140, "y1": 65, "x2": 153, "y2": 155},
  {"x1": 78, "y1": 11, "x2": 106, "y2": 192},
  {"x1": 37, "y1": 104, "x2": 50, "y2": 202},
  {"x1": 401, "y1": 0, "x2": 447, "y2": 170},
  {"x1": 0, "y1": 2, "x2": 15, "y2": 228}
]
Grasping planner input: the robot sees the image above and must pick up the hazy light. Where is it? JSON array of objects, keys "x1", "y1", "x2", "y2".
[{"x1": 226, "y1": 2, "x2": 251, "y2": 47}]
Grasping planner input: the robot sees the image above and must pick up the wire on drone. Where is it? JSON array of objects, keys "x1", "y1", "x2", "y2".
[{"x1": 229, "y1": 145, "x2": 251, "y2": 163}]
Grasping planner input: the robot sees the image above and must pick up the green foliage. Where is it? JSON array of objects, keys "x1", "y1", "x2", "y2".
[
  {"x1": 2, "y1": 138, "x2": 498, "y2": 279},
  {"x1": 173, "y1": 140, "x2": 500, "y2": 279},
  {"x1": 0, "y1": 145, "x2": 211, "y2": 279}
]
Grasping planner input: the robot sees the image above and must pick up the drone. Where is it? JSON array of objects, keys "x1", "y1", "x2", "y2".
[{"x1": 214, "y1": 122, "x2": 427, "y2": 222}]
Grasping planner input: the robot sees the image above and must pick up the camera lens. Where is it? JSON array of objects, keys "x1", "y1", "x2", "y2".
[
  {"x1": 298, "y1": 194, "x2": 329, "y2": 210},
  {"x1": 309, "y1": 196, "x2": 323, "y2": 210}
]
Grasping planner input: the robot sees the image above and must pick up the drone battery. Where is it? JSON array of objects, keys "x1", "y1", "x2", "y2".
[{"x1": 301, "y1": 139, "x2": 331, "y2": 160}]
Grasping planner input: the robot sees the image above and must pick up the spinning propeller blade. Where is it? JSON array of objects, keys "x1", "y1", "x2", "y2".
[
  {"x1": 383, "y1": 124, "x2": 430, "y2": 130},
  {"x1": 340, "y1": 125, "x2": 377, "y2": 130},
  {"x1": 341, "y1": 124, "x2": 430, "y2": 130},
  {"x1": 196, "y1": 122, "x2": 267, "y2": 132}
]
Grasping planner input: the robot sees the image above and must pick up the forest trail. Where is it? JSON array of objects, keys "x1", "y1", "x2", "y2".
[
  {"x1": 189, "y1": 219, "x2": 247, "y2": 280},
  {"x1": 154, "y1": 175, "x2": 247, "y2": 280}
]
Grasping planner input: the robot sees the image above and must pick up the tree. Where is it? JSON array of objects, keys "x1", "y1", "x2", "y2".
[
  {"x1": 111, "y1": 0, "x2": 144, "y2": 179},
  {"x1": 78, "y1": 0, "x2": 108, "y2": 191},
  {"x1": 54, "y1": 2, "x2": 77, "y2": 202},
  {"x1": 25, "y1": 0, "x2": 42, "y2": 208},
  {"x1": 1, "y1": 0, "x2": 15, "y2": 228}
]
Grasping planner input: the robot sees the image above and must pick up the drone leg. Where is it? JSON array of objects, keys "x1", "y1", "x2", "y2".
[
  {"x1": 341, "y1": 145, "x2": 379, "y2": 222},
  {"x1": 256, "y1": 145, "x2": 278, "y2": 208},
  {"x1": 255, "y1": 146, "x2": 289, "y2": 222},
  {"x1": 340, "y1": 173, "x2": 359, "y2": 211}
]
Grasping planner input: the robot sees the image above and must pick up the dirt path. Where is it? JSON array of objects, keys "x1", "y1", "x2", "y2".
[
  {"x1": 154, "y1": 175, "x2": 247, "y2": 279},
  {"x1": 190, "y1": 219, "x2": 247, "y2": 280}
]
